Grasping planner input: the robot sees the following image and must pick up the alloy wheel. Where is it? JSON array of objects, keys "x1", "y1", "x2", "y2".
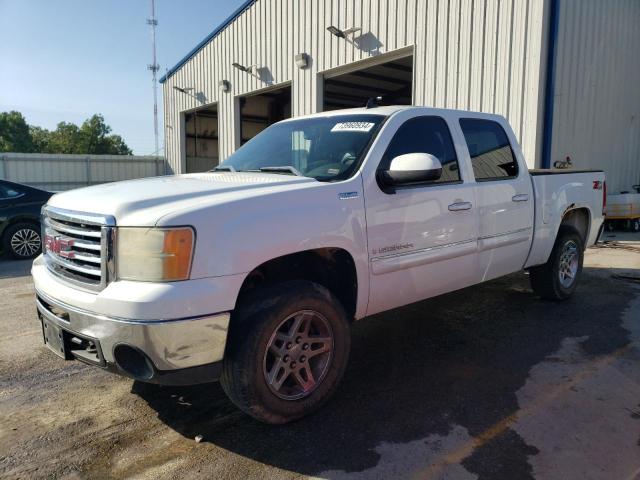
[
  {"x1": 263, "y1": 310, "x2": 334, "y2": 401},
  {"x1": 10, "y1": 228, "x2": 41, "y2": 258},
  {"x1": 558, "y1": 240, "x2": 579, "y2": 288}
]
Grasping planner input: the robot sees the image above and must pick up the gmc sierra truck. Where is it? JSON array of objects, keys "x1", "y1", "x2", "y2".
[{"x1": 32, "y1": 106, "x2": 605, "y2": 424}]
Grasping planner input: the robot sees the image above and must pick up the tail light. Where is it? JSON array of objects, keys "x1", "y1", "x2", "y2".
[{"x1": 603, "y1": 181, "x2": 607, "y2": 215}]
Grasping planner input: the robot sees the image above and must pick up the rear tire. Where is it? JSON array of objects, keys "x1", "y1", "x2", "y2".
[
  {"x1": 630, "y1": 219, "x2": 640, "y2": 233},
  {"x1": 3, "y1": 222, "x2": 41, "y2": 259},
  {"x1": 529, "y1": 226, "x2": 584, "y2": 301},
  {"x1": 220, "y1": 280, "x2": 351, "y2": 424}
]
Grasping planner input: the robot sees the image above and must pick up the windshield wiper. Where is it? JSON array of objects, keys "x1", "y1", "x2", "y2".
[
  {"x1": 211, "y1": 165, "x2": 236, "y2": 172},
  {"x1": 259, "y1": 166, "x2": 303, "y2": 177}
]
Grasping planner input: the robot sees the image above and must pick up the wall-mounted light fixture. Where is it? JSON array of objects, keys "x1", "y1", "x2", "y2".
[
  {"x1": 232, "y1": 62, "x2": 256, "y2": 74},
  {"x1": 326, "y1": 26, "x2": 361, "y2": 38},
  {"x1": 172, "y1": 86, "x2": 194, "y2": 94},
  {"x1": 218, "y1": 80, "x2": 230, "y2": 92},
  {"x1": 294, "y1": 53, "x2": 309, "y2": 69}
]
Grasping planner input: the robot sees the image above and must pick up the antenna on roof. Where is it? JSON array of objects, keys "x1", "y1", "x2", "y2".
[{"x1": 365, "y1": 96, "x2": 383, "y2": 109}]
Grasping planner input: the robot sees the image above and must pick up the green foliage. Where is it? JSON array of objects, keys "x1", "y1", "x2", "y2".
[
  {"x1": 0, "y1": 111, "x2": 34, "y2": 152},
  {"x1": 0, "y1": 112, "x2": 133, "y2": 155},
  {"x1": 29, "y1": 126, "x2": 50, "y2": 152},
  {"x1": 46, "y1": 122, "x2": 81, "y2": 153},
  {"x1": 77, "y1": 115, "x2": 132, "y2": 155}
]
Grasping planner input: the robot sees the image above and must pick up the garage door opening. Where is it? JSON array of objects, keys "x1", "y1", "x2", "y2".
[
  {"x1": 184, "y1": 105, "x2": 219, "y2": 173},
  {"x1": 323, "y1": 55, "x2": 413, "y2": 111},
  {"x1": 239, "y1": 84, "x2": 291, "y2": 145}
]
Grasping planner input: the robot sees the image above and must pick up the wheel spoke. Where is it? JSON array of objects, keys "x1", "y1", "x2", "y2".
[
  {"x1": 307, "y1": 336, "x2": 332, "y2": 358},
  {"x1": 272, "y1": 332, "x2": 289, "y2": 348},
  {"x1": 293, "y1": 365, "x2": 316, "y2": 392},
  {"x1": 558, "y1": 240, "x2": 580, "y2": 287},
  {"x1": 298, "y1": 312, "x2": 313, "y2": 336},
  {"x1": 267, "y1": 358, "x2": 290, "y2": 391},
  {"x1": 269, "y1": 341, "x2": 285, "y2": 355},
  {"x1": 287, "y1": 314, "x2": 304, "y2": 336}
]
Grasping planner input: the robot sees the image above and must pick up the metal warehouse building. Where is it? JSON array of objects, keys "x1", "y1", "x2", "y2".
[{"x1": 161, "y1": 0, "x2": 640, "y2": 193}]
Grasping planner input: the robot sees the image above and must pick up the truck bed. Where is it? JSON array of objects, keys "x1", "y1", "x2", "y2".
[{"x1": 525, "y1": 169, "x2": 605, "y2": 269}]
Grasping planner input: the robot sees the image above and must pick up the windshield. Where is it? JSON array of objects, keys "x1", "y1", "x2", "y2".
[{"x1": 219, "y1": 114, "x2": 386, "y2": 181}]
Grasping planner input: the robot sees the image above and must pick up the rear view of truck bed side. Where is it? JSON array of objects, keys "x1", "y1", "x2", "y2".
[{"x1": 525, "y1": 169, "x2": 606, "y2": 269}]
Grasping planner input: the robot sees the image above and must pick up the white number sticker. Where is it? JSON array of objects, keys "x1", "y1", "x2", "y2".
[{"x1": 330, "y1": 122, "x2": 376, "y2": 133}]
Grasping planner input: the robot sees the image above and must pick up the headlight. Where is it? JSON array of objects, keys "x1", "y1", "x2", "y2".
[{"x1": 116, "y1": 227, "x2": 195, "y2": 281}]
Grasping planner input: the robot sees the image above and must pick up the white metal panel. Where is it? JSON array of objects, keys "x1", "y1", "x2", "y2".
[
  {"x1": 551, "y1": 0, "x2": 640, "y2": 194},
  {"x1": 162, "y1": 0, "x2": 548, "y2": 173},
  {"x1": 0, "y1": 153, "x2": 164, "y2": 191}
]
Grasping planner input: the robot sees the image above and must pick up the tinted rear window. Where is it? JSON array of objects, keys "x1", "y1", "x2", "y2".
[{"x1": 459, "y1": 118, "x2": 518, "y2": 181}]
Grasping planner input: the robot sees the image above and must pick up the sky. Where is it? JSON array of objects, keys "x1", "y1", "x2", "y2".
[{"x1": 0, "y1": 0, "x2": 247, "y2": 155}]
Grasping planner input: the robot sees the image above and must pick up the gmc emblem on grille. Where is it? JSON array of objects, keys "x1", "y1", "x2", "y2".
[{"x1": 45, "y1": 234, "x2": 75, "y2": 259}]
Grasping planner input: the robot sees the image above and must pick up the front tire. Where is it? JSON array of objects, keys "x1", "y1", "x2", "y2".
[
  {"x1": 220, "y1": 281, "x2": 351, "y2": 424},
  {"x1": 529, "y1": 226, "x2": 584, "y2": 301},
  {"x1": 3, "y1": 223, "x2": 41, "y2": 259}
]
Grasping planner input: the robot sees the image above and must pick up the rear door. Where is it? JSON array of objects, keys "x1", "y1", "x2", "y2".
[
  {"x1": 457, "y1": 117, "x2": 534, "y2": 281},
  {"x1": 362, "y1": 111, "x2": 479, "y2": 316}
]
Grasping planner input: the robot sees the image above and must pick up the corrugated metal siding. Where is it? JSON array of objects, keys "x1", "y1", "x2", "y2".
[
  {"x1": 0, "y1": 153, "x2": 165, "y2": 191},
  {"x1": 163, "y1": 0, "x2": 548, "y2": 173},
  {"x1": 551, "y1": 0, "x2": 640, "y2": 193}
]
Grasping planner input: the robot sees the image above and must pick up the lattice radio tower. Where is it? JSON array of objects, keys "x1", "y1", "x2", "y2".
[{"x1": 147, "y1": 0, "x2": 160, "y2": 156}]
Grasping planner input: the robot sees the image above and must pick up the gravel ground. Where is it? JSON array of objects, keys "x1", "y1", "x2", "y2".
[{"x1": 1, "y1": 232, "x2": 639, "y2": 480}]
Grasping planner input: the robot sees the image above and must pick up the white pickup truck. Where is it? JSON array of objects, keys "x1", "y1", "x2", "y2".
[{"x1": 32, "y1": 106, "x2": 605, "y2": 423}]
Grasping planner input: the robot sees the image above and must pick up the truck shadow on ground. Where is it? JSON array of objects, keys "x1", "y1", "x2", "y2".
[{"x1": 132, "y1": 268, "x2": 635, "y2": 479}]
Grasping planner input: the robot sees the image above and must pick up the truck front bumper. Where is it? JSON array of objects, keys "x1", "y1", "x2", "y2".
[
  {"x1": 35, "y1": 289, "x2": 229, "y2": 385},
  {"x1": 31, "y1": 255, "x2": 247, "y2": 385}
]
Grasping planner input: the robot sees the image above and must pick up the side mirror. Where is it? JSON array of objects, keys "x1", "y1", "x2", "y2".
[{"x1": 379, "y1": 153, "x2": 442, "y2": 186}]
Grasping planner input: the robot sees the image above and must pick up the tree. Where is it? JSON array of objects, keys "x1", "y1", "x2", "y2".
[
  {"x1": 29, "y1": 126, "x2": 50, "y2": 152},
  {"x1": 0, "y1": 111, "x2": 35, "y2": 152},
  {"x1": 0, "y1": 111, "x2": 133, "y2": 155},
  {"x1": 101, "y1": 134, "x2": 132, "y2": 155},
  {"x1": 77, "y1": 115, "x2": 132, "y2": 155},
  {"x1": 47, "y1": 122, "x2": 82, "y2": 154}
]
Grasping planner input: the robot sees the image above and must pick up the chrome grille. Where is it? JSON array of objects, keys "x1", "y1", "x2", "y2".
[{"x1": 42, "y1": 207, "x2": 116, "y2": 291}]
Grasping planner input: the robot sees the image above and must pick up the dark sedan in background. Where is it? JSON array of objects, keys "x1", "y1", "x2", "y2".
[{"x1": 0, "y1": 180, "x2": 52, "y2": 259}]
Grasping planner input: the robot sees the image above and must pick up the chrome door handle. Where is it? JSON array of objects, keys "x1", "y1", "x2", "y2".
[
  {"x1": 512, "y1": 194, "x2": 529, "y2": 202},
  {"x1": 448, "y1": 201, "x2": 472, "y2": 211}
]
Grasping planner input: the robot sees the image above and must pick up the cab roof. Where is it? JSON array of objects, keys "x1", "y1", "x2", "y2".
[{"x1": 281, "y1": 105, "x2": 506, "y2": 122}]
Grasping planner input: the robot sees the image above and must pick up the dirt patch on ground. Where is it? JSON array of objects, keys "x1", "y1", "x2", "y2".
[{"x1": 1, "y1": 246, "x2": 639, "y2": 479}]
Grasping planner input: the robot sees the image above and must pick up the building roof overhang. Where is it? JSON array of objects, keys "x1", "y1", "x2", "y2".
[{"x1": 159, "y1": 0, "x2": 256, "y2": 84}]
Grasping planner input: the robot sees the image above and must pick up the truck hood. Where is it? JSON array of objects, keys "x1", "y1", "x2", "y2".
[{"x1": 47, "y1": 172, "x2": 317, "y2": 226}]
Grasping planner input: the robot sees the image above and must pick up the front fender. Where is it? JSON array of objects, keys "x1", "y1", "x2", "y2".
[{"x1": 158, "y1": 177, "x2": 370, "y2": 318}]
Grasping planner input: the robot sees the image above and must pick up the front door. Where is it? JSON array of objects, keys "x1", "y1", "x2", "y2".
[
  {"x1": 458, "y1": 117, "x2": 534, "y2": 281},
  {"x1": 362, "y1": 113, "x2": 479, "y2": 316}
]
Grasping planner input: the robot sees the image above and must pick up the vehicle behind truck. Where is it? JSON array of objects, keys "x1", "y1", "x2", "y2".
[{"x1": 32, "y1": 106, "x2": 605, "y2": 423}]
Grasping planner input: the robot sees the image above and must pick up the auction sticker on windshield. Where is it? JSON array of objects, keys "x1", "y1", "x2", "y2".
[{"x1": 331, "y1": 122, "x2": 376, "y2": 133}]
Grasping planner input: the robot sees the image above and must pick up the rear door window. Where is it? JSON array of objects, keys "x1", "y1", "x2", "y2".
[{"x1": 459, "y1": 118, "x2": 518, "y2": 181}]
